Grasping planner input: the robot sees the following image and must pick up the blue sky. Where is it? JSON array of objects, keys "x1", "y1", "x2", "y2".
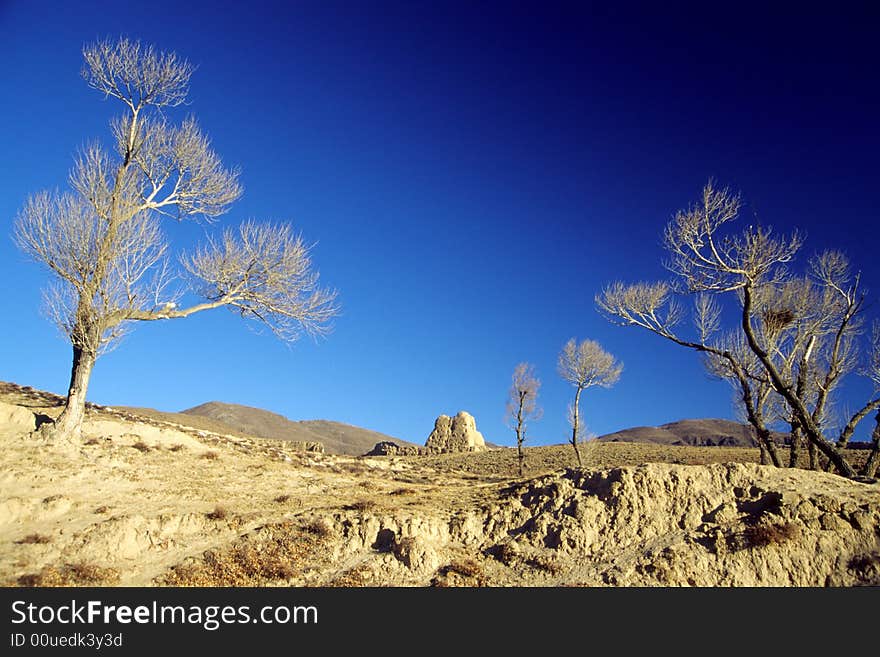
[{"x1": 1, "y1": 2, "x2": 878, "y2": 446}]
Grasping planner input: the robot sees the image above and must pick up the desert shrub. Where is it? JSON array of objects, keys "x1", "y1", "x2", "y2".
[
  {"x1": 131, "y1": 440, "x2": 151, "y2": 453},
  {"x1": 161, "y1": 521, "x2": 312, "y2": 586},
  {"x1": 274, "y1": 494, "x2": 291, "y2": 504},
  {"x1": 303, "y1": 519, "x2": 332, "y2": 538},
  {"x1": 168, "y1": 444, "x2": 185, "y2": 452},
  {"x1": 18, "y1": 562, "x2": 120, "y2": 586},
  {"x1": 201, "y1": 451, "x2": 219, "y2": 460},
  {"x1": 206, "y1": 506, "x2": 228, "y2": 521},
  {"x1": 731, "y1": 522, "x2": 801, "y2": 550},
  {"x1": 444, "y1": 559, "x2": 483, "y2": 578},
  {"x1": 346, "y1": 500, "x2": 377, "y2": 512},
  {"x1": 83, "y1": 437, "x2": 101, "y2": 446},
  {"x1": 489, "y1": 542, "x2": 519, "y2": 566},
  {"x1": 16, "y1": 533, "x2": 52, "y2": 545}
]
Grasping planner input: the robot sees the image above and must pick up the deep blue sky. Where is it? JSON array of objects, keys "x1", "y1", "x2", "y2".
[{"x1": 1, "y1": 2, "x2": 878, "y2": 446}]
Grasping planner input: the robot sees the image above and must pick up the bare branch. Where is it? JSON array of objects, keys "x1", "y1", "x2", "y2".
[
  {"x1": 557, "y1": 338, "x2": 623, "y2": 390},
  {"x1": 82, "y1": 37, "x2": 194, "y2": 110},
  {"x1": 181, "y1": 221, "x2": 339, "y2": 342}
]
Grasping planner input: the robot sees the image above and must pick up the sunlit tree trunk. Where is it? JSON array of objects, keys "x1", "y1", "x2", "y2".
[
  {"x1": 52, "y1": 343, "x2": 97, "y2": 441},
  {"x1": 570, "y1": 386, "x2": 583, "y2": 467},
  {"x1": 861, "y1": 412, "x2": 880, "y2": 478}
]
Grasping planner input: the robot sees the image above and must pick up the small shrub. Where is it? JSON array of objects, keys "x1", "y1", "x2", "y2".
[
  {"x1": 445, "y1": 559, "x2": 482, "y2": 578},
  {"x1": 16, "y1": 533, "x2": 52, "y2": 545},
  {"x1": 131, "y1": 440, "x2": 151, "y2": 453},
  {"x1": 201, "y1": 451, "x2": 219, "y2": 460},
  {"x1": 736, "y1": 522, "x2": 801, "y2": 550},
  {"x1": 17, "y1": 562, "x2": 120, "y2": 587},
  {"x1": 346, "y1": 500, "x2": 377, "y2": 512},
  {"x1": 303, "y1": 519, "x2": 332, "y2": 539},
  {"x1": 527, "y1": 555, "x2": 564, "y2": 574},
  {"x1": 168, "y1": 444, "x2": 185, "y2": 452},
  {"x1": 389, "y1": 488, "x2": 417, "y2": 496},
  {"x1": 274, "y1": 494, "x2": 291, "y2": 504},
  {"x1": 83, "y1": 437, "x2": 101, "y2": 446},
  {"x1": 206, "y1": 506, "x2": 228, "y2": 521}
]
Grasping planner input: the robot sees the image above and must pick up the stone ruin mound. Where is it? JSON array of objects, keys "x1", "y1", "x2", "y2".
[{"x1": 425, "y1": 411, "x2": 487, "y2": 454}]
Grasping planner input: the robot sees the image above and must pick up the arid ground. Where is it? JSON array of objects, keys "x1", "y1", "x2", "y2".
[{"x1": 1, "y1": 382, "x2": 878, "y2": 587}]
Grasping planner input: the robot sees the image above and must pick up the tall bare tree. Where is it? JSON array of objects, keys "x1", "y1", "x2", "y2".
[
  {"x1": 505, "y1": 362, "x2": 542, "y2": 477},
  {"x1": 14, "y1": 38, "x2": 338, "y2": 442},
  {"x1": 557, "y1": 338, "x2": 622, "y2": 466},
  {"x1": 597, "y1": 181, "x2": 880, "y2": 479}
]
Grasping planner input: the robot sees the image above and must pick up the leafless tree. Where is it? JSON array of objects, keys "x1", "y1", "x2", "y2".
[
  {"x1": 505, "y1": 362, "x2": 542, "y2": 477},
  {"x1": 557, "y1": 338, "x2": 622, "y2": 466},
  {"x1": 13, "y1": 38, "x2": 339, "y2": 442},
  {"x1": 597, "y1": 181, "x2": 879, "y2": 479}
]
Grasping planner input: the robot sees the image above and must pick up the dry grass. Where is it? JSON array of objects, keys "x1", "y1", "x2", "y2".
[
  {"x1": 346, "y1": 500, "x2": 377, "y2": 512},
  {"x1": 16, "y1": 533, "x2": 52, "y2": 545},
  {"x1": 17, "y1": 562, "x2": 120, "y2": 587},
  {"x1": 161, "y1": 521, "x2": 325, "y2": 586},
  {"x1": 732, "y1": 522, "x2": 801, "y2": 551},
  {"x1": 329, "y1": 565, "x2": 370, "y2": 587},
  {"x1": 303, "y1": 519, "x2": 332, "y2": 538},
  {"x1": 431, "y1": 558, "x2": 487, "y2": 587},
  {"x1": 205, "y1": 505, "x2": 228, "y2": 521}
]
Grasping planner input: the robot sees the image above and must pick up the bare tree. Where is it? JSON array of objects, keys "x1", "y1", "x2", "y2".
[
  {"x1": 13, "y1": 38, "x2": 339, "y2": 442},
  {"x1": 505, "y1": 363, "x2": 542, "y2": 477},
  {"x1": 557, "y1": 338, "x2": 622, "y2": 466},
  {"x1": 597, "y1": 181, "x2": 879, "y2": 479}
]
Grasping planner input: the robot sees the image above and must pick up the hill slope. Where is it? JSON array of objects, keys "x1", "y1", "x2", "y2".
[
  {"x1": 598, "y1": 418, "x2": 788, "y2": 447},
  {"x1": 180, "y1": 401, "x2": 417, "y2": 456}
]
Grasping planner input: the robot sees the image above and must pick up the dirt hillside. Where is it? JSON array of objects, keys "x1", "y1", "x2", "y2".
[
  {"x1": 598, "y1": 418, "x2": 789, "y2": 447},
  {"x1": 179, "y1": 401, "x2": 418, "y2": 455},
  {"x1": 1, "y1": 383, "x2": 877, "y2": 587}
]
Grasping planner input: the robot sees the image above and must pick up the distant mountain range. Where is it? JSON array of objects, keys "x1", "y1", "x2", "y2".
[
  {"x1": 179, "y1": 401, "x2": 418, "y2": 456},
  {"x1": 124, "y1": 401, "x2": 791, "y2": 455},
  {"x1": 597, "y1": 418, "x2": 788, "y2": 447}
]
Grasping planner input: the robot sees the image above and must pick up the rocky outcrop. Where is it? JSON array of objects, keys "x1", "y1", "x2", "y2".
[
  {"x1": 312, "y1": 462, "x2": 880, "y2": 587},
  {"x1": 364, "y1": 441, "x2": 423, "y2": 456},
  {"x1": 425, "y1": 411, "x2": 487, "y2": 454}
]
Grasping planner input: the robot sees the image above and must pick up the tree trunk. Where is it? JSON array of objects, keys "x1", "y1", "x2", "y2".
[
  {"x1": 757, "y1": 440, "x2": 768, "y2": 465},
  {"x1": 571, "y1": 387, "x2": 583, "y2": 467},
  {"x1": 807, "y1": 439, "x2": 819, "y2": 471},
  {"x1": 740, "y1": 285, "x2": 855, "y2": 478},
  {"x1": 516, "y1": 427, "x2": 525, "y2": 478},
  {"x1": 51, "y1": 345, "x2": 96, "y2": 441},
  {"x1": 860, "y1": 412, "x2": 880, "y2": 479},
  {"x1": 788, "y1": 422, "x2": 801, "y2": 469}
]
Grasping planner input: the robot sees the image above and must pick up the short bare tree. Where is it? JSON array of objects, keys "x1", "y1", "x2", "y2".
[
  {"x1": 557, "y1": 338, "x2": 622, "y2": 466},
  {"x1": 505, "y1": 362, "x2": 542, "y2": 477},
  {"x1": 13, "y1": 38, "x2": 338, "y2": 442},
  {"x1": 597, "y1": 181, "x2": 880, "y2": 479}
]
